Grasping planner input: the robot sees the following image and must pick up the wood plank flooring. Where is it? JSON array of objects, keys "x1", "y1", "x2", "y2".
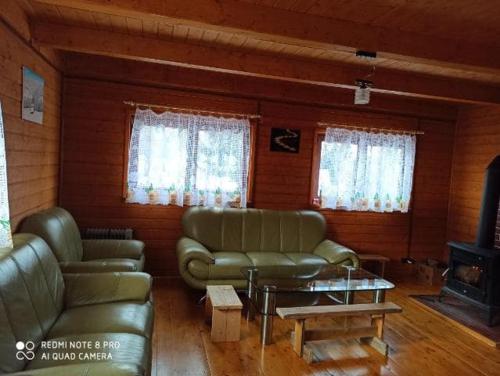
[{"x1": 152, "y1": 278, "x2": 500, "y2": 376}]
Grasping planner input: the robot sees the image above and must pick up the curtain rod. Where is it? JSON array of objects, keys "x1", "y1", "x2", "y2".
[
  {"x1": 123, "y1": 100, "x2": 261, "y2": 119},
  {"x1": 317, "y1": 122, "x2": 424, "y2": 135}
]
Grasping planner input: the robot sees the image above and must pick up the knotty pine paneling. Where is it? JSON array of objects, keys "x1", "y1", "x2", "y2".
[
  {"x1": 61, "y1": 76, "x2": 456, "y2": 277},
  {"x1": 0, "y1": 2, "x2": 61, "y2": 230},
  {"x1": 447, "y1": 105, "x2": 500, "y2": 257}
]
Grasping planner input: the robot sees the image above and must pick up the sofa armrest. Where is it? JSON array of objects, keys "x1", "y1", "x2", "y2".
[
  {"x1": 82, "y1": 239, "x2": 144, "y2": 261},
  {"x1": 313, "y1": 239, "x2": 360, "y2": 268},
  {"x1": 63, "y1": 272, "x2": 152, "y2": 308},
  {"x1": 60, "y1": 260, "x2": 138, "y2": 273},
  {"x1": 176, "y1": 237, "x2": 215, "y2": 270},
  {"x1": 9, "y1": 363, "x2": 143, "y2": 375}
]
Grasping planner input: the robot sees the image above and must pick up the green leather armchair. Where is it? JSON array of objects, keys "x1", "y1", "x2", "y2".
[
  {"x1": 20, "y1": 207, "x2": 145, "y2": 273},
  {"x1": 177, "y1": 208, "x2": 359, "y2": 289},
  {"x1": 0, "y1": 233, "x2": 153, "y2": 375}
]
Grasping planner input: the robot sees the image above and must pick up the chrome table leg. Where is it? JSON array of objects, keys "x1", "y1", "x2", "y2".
[
  {"x1": 373, "y1": 289, "x2": 386, "y2": 303},
  {"x1": 246, "y1": 268, "x2": 258, "y2": 321},
  {"x1": 260, "y1": 285, "x2": 276, "y2": 345}
]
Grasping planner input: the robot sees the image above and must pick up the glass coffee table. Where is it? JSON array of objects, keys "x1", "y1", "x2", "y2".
[{"x1": 241, "y1": 264, "x2": 395, "y2": 345}]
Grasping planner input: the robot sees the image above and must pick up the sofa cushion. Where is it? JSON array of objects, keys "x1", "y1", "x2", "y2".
[
  {"x1": 59, "y1": 259, "x2": 141, "y2": 273},
  {"x1": 19, "y1": 207, "x2": 84, "y2": 262},
  {"x1": 0, "y1": 234, "x2": 64, "y2": 374},
  {"x1": 188, "y1": 252, "x2": 253, "y2": 280},
  {"x1": 95, "y1": 257, "x2": 145, "y2": 272},
  {"x1": 284, "y1": 253, "x2": 329, "y2": 265},
  {"x1": 27, "y1": 333, "x2": 149, "y2": 372},
  {"x1": 47, "y1": 302, "x2": 153, "y2": 339},
  {"x1": 182, "y1": 208, "x2": 326, "y2": 253},
  {"x1": 82, "y1": 239, "x2": 145, "y2": 260},
  {"x1": 188, "y1": 251, "x2": 331, "y2": 280},
  {"x1": 245, "y1": 252, "x2": 295, "y2": 266}
]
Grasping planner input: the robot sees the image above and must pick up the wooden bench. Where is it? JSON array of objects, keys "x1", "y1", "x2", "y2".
[
  {"x1": 358, "y1": 254, "x2": 390, "y2": 277},
  {"x1": 277, "y1": 302, "x2": 402, "y2": 363},
  {"x1": 205, "y1": 285, "x2": 243, "y2": 342}
]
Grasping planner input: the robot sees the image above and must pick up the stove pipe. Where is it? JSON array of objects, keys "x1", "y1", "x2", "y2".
[{"x1": 476, "y1": 155, "x2": 500, "y2": 249}]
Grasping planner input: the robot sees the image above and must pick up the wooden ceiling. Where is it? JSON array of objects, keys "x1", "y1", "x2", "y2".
[
  {"x1": 21, "y1": 0, "x2": 500, "y2": 104},
  {"x1": 243, "y1": 0, "x2": 500, "y2": 47}
]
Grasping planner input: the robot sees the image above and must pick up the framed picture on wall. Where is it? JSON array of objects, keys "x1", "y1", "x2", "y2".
[
  {"x1": 270, "y1": 127, "x2": 301, "y2": 153},
  {"x1": 21, "y1": 66, "x2": 44, "y2": 125}
]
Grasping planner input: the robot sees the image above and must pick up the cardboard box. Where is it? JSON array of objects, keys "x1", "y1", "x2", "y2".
[{"x1": 417, "y1": 262, "x2": 446, "y2": 286}]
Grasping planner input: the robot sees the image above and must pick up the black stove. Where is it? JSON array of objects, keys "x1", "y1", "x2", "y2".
[{"x1": 443, "y1": 155, "x2": 500, "y2": 326}]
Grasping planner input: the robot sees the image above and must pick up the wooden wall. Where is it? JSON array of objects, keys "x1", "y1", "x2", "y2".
[
  {"x1": 0, "y1": 2, "x2": 61, "y2": 230},
  {"x1": 253, "y1": 103, "x2": 455, "y2": 274},
  {"x1": 61, "y1": 61, "x2": 456, "y2": 277},
  {"x1": 447, "y1": 105, "x2": 500, "y2": 254}
]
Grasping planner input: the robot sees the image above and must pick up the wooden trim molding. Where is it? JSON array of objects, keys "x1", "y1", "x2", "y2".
[{"x1": 309, "y1": 128, "x2": 325, "y2": 207}]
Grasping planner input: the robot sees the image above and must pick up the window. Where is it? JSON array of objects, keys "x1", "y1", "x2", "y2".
[
  {"x1": 311, "y1": 127, "x2": 416, "y2": 212},
  {"x1": 0, "y1": 102, "x2": 12, "y2": 248},
  {"x1": 126, "y1": 108, "x2": 253, "y2": 208}
]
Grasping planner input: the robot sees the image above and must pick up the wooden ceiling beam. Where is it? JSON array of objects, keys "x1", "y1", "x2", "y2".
[
  {"x1": 32, "y1": 22, "x2": 500, "y2": 104},
  {"x1": 63, "y1": 52, "x2": 458, "y2": 121},
  {"x1": 32, "y1": 0, "x2": 500, "y2": 72}
]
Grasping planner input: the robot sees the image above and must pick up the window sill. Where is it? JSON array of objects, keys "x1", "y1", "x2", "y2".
[
  {"x1": 122, "y1": 198, "x2": 251, "y2": 209},
  {"x1": 310, "y1": 204, "x2": 412, "y2": 214}
]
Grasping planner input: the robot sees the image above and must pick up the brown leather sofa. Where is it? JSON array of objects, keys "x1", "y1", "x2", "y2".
[
  {"x1": 20, "y1": 207, "x2": 145, "y2": 273},
  {"x1": 177, "y1": 208, "x2": 359, "y2": 289},
  {"x1": 0, "y1": 233, "x2": 153, "y2": 375}
]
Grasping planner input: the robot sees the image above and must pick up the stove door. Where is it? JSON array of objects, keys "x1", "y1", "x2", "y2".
[{"x1": 447, "y1": 248, "x2": 488, "y2": 303}]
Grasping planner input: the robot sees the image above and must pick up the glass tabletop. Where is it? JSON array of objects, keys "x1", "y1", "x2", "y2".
[{"x1": 241, "y1": 264, "x2": 394, "y2": 293}]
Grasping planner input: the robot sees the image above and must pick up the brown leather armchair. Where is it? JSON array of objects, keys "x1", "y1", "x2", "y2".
[
  {"x1": 0, "y1": 233, "x2": 153, "y2": 375},
  {"x1": 20, "y1": 207, "x2": 145, "y2": 273},
  {"x1": 177, "y1": 208, "x2": 359, "y2": 289}
]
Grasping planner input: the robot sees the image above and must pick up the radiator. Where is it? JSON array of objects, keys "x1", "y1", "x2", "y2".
[{"x1": 83, "y1": 227, "x2": 134, "y2": 240}]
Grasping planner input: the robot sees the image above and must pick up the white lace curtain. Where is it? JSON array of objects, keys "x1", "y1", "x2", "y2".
[
  {"x1": 0, "y1": 102, "x2": 12, "y2": 248},
  {"x1": 126, "y1": 108, "x2": 251, "y2": 208},
  {"x1": 319, "y1": 127, "x2": 416, "y2": 212}
]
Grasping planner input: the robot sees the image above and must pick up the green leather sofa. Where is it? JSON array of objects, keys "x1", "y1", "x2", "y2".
[
  {"x1": 177, "y1": 208, "x2": 359, "y2": 289},
  {"x1": 20, "y1": 207, "x2": 145, "y2": 273},
  {"x1": 0, "y1": 233, "x2": 153, "y2": 375}
]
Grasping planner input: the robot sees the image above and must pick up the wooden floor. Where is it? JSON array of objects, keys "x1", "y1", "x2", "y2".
[{"x1": 151, "y1": 278, "x2": 500, "y2": 376}]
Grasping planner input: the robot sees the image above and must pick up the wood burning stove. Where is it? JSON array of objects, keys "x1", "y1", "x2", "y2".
[{"x1": 443, "y1": 155, "x2": 500, "y2": 326}]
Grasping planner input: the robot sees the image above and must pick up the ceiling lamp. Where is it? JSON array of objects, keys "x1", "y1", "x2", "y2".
[
  {"x1": 354, "y1": 79, "x2": 373, "y2": 105},
  {"x1": 354, "y1": 50, "x2": 377, "y2": 105}
]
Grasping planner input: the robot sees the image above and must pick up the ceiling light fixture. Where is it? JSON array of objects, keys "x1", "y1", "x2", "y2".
[
  {"x1": 354, "y1": 50, "x2": 377, "y2": 105},
  {"x1": 354, "y1": 79, "x2": 373, "y2": 105}
]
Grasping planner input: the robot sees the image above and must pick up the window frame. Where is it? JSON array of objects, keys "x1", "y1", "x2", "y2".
[
  {"x1": 122, "y1": 108, "x2": 257, "y2": 206},
  {"x1": 310, "y1": 128, "x2": 325, "y2": 208},
  {"x1": 310, "y1": 127, "x2": 416, "y2": 212}
]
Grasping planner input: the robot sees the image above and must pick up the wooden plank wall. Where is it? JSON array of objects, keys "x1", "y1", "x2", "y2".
[
  {"x1": 254, "y1": 103, "x2": 455, "y2": 277},
  {"x1": 446, "y1": 105, "x2": 500, "y2": 257},
  {"x1": 61, "y1": 76, "x2": 456, "y2": 277},
  {"x1": 0, "y1": 2, "x2": 61, "y2": 230},
  {"x1": 61, "y1": 79, "x2": 256, "y2": 275}
]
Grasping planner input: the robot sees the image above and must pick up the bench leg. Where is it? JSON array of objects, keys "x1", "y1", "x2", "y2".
[
  {"x1": 293, "y1": 319, "x2": 305, "y2": 357},
  {"x1": 211, "y1": 308, "x2": 242, "y2": 342},
  {"x1": 360, "y1": 313, "x2": 389, "y2": 356},
  {"x1": 372, "y1": 314, "x2": 385, "y2": 339}
]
